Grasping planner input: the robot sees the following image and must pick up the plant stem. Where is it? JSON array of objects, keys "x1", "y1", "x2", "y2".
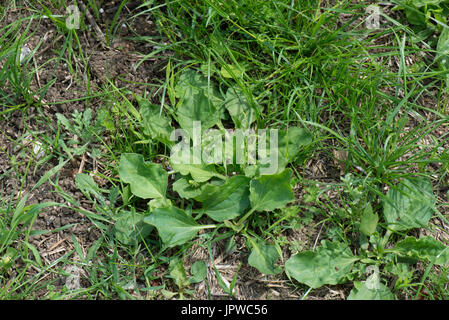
[
  {"x1": 236, "y1": 207, "x2": 257, "y2": 228},
  {"x1": 198, "y1": 224, "x2": 217, "y2": 229},
  {"x1": 380, "y1": 229, "x2": 393, "y2": 251}
]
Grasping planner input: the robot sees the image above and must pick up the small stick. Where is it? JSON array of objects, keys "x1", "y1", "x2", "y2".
[
  {"x1": 78, "y1": 1, "x2": 107, "y2": 46},
  {"x1": 37, "y1": 34, "x2": 64, "y2": 57},
  {"x1": 46, "y1": 237, "x2": 68, "y2": 252},
  {"x1": 33, "y1": 56, "x2": 41, "y2": 88},
  {"x1": 312, "y1": 223, "x2": 325, "y2": 250},
  {"x1": 31, "y1": 94, "x2": 51, "y2": 110},
  {"x1": 78, "y1": 153, "x2": 86, "y2": 174}
]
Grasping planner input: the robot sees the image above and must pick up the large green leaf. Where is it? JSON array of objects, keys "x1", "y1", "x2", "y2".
[
  {"x1": 436, "y1": 27, "x2": 449, "y2": 71},
  {"x1": 277, "y1": 127, "x2": 313, "y2": 169},
  {"x1": 224, "y1": 87, "x2": 257, "y2": 129},
  {"x1": 247, "y1": 238, "x2": 281, "y2": 275},
  {"x1": 383, "y1": 177, "x2": 435, "y2": 231},
  {"x1": 347, "y1": 282, "x2": 395, "y2": 300},
  {"x1": 170, "y1": 161, "x2": 220, "y2": 183},
  {"x1": 176, "y1": 90, "x2": 221, "y2": 135},
  {"x1": 285, "y1": 241, "x2": 358, "y2": 289},
  {"x1": 143, "y1": 206, "x2": 215, "y2": 247},
  {"x1": 406, "y1": 0, "x2": 444, "y2": 7},
  {"x1": 137, "y1": 96, "x2": 173, "y2": 145},
  {"x1": 172, "y1": 176, "x2": 205, "y2": 199},
  {"x1": 119, "y1": 153, "x2": 168, "y2": 199},
  {"x1": 169, "y1": 143, "x2": 222, "y2": 183},
  {"x1": 168, "y1": 257, "x2": 189, "y2": 289},
  {"x1": 360, "y1": 204, "x2": 378, "y2": 236},
  {"x1": 200, "y1": 175, "x2": 250, "y2": 222},
  {"x1": 175, "y1": 69, "x2": 223, "y2": 135},
  {"x1": 249, "y1": 168, "x2": 295, "y2": 212},
  {"x1": 391, "y1": 236, "x2": 449, "y2": 266},
  {"x1": 190, "y1": 261, "x2": 207, "y2": 284},
  {"x1": 247, "y1": 126, "x2": 312, "y2": 175},
  {"x1": 113, "y1": 210, "x2": 153, "y2": 245}
]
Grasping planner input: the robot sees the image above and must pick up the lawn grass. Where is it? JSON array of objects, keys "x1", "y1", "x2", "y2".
[{"x1": 0, "y1": 0, "x2": 448, "y2": 300}]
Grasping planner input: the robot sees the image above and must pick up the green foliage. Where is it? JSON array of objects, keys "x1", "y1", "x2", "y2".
[
  {"x1": 360, "y1": 204, "x2": 378, "y2": 236},
  {"x1": 199, "y1": 175, "x2": 250, "y2": 222},
  {"x1": 383, "y1": 177, "x2": 435, "y2": 231},
  {"x1": 436, "y1": 27, "x2": 449, "y2": 84},
  {"x1": 56, "y1": 108, "x2": 104, "y2": 144},
  {"x1": 118, "y1": 153, "x2": 168, "y2": 199},
  {"x1": 284, "y1": 175, "x2": 449, "y2": 299},
  {"x1": 189, "y1": 261, "x2": 207, "y2": 284},
  {"x1": 249, "y1": 169, "x2": 295, "y2": 212},
  {"x1": 285, "y1": 241, "x2": 358, "y2": 289},
  {"x1": 170, "y1": 162, "x2": 221, "y2": 183},
  {"x1": 394, "y1": 0, "x2": 449, "y2": 30},
  {"x1": 137, "y1": 96, "x2": 174, "y2": 146},
  {"x1": 394, "y1": 0, "x2": 449, "y2": 83},
  {"x1": 112, "y1": 209, "x2": 153, "y2": 245},
  {"x1": 347, "y1": 281, "x2": 395, "y2": 300},
  {"x1": 247, "y1": 237, "x2": 281, "y2": 275},
  {"x1": 174, "y1": 69, "x2": 224, "y2": 135},
  {"x1": 143, "y1": 207, "x2": 215, "y2": 248},
  {"x1": 172, "y1": 176, "x2": 206, "y2": 199},
  {"x1": 14, "y1": 0, "x2": 448, "y2": 300},
  {"x1": 224, "y1": 86, "x2": 257, "y2": 129},
  {"x1": 391, "y1": 236, "x2": 449, "y2": 266}
]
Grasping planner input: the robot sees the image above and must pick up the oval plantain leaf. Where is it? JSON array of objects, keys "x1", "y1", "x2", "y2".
[
  {"x1": 360, "y1": 204, "x2": 378, "y2": 236},
  {"x1": 249, "y1": 168, "x2": 295, "y2": 212},
  {"x1": 347, "y1": 282, "x2": 395, "y2": 300},
  {"x1": 174, "y1": 69, "x2": 224, "y2": 135},
  {"x1": 391, "y1": 236, "x2": 449, "y2": 266},
  {"x1": 224, "y1": 86, "x2": 257, "y2": 129},
  {"x1": 143, "y1": 206, "x2": 215, "y2": 248},
  {"x1": 137, "y1": 96, "x2": 173, "y2": 146},
  {"x1": 172, "y1": 176, "x2": 205, "y2": 199},
  {"x1": 176, "y1": 90, "x2": 222, "y2": 136},
  {"x1": 383, "y1": 177, "x2": 435, "y2": 231},
  {"x1": 190, "y1": 261, "x2": 207, "y2": 284},
  {"x1": 170, "y1": 161, "x2": 220, "y2": 183},
  {"x1": 200, "y1": 175, "x2": 250, "y2": 222},
  {"x1": 285, "y1": 240, "x2": 358, "y2": 289},
  {"x1": 247, "y1": 238, "x2": 281, "y2": 275},
  {"x1": 113, "y1": 209, "x2": 153, "y2": 245},
  {"x1": 119, "y1": 153, "x2": 168, "y2": 199}
]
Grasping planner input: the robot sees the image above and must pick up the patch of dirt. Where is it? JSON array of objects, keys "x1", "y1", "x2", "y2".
[{"x1": 0, "y1": 2, "x2": 169, "y2": 297}]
